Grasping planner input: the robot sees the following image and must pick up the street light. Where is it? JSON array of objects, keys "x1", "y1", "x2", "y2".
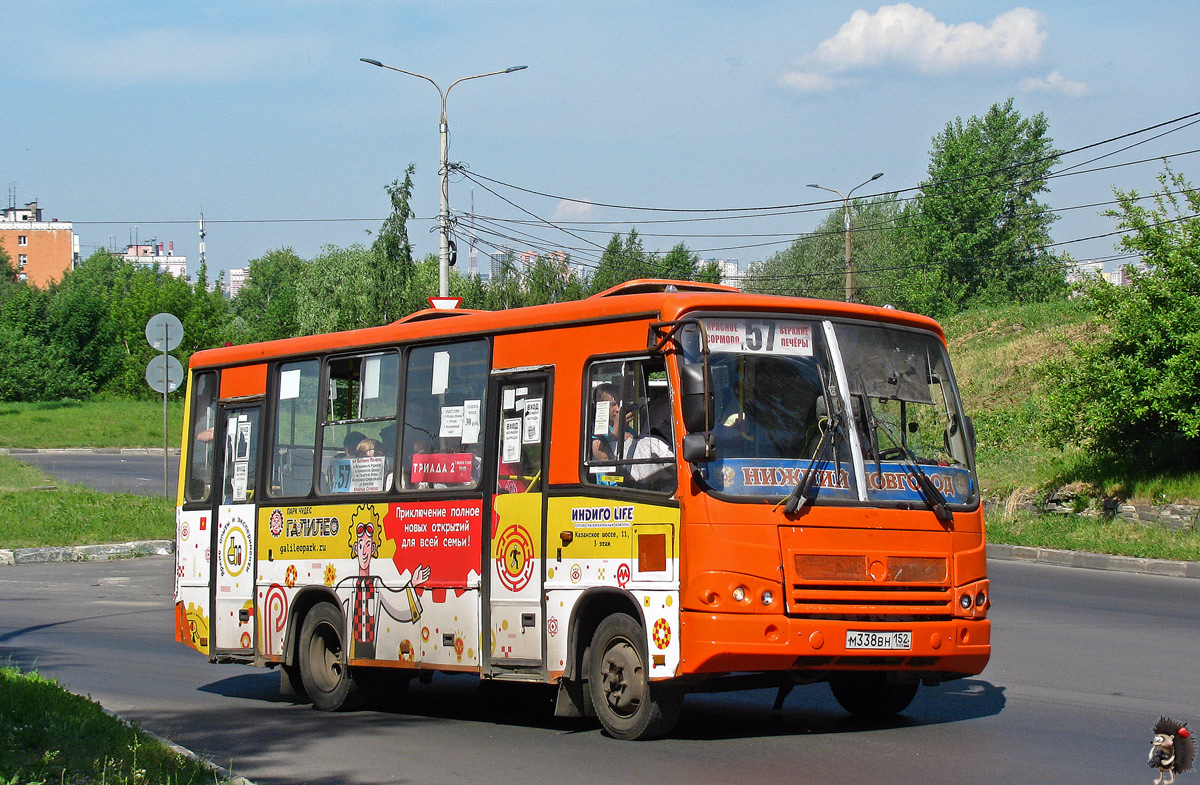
[
  {"x1": 807, "y1": 172, "x2": 884, "y2": 302},
  {"x1": 360, "y1": 57, "x2": 528, "y2": 298}
]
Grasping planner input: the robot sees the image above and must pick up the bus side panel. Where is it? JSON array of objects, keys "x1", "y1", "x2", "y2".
[
  {"x1": 219, "y1": 363, "x2": 267, "y2": 399},
  {"x1": 545, "y1": 495, "x2": 681, "y2": 680},
  {"x1": 254, "y1": 500, "x2": 484, "y2": 669},
  {"x1": 491, "y1": 318, "x2": 651, "y2": 488},
  {"x1": 175, "y1": 508, "x2": 212, "y2": 655}
]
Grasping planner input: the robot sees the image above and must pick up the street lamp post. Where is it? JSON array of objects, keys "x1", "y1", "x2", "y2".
[
  {"x1": 807, "y1": 172, "x2": 884, "y2": 302},
  {"x1": 360, "y1": 58, "x2": 527, "y2": 298}
]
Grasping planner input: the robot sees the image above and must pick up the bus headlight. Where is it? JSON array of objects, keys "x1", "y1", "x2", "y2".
[
  {"x1": 761, "y1": 590, "x2": 773, "y2": 606},
  {"x1": 960, "y1": 593, "x2": 973, "y2": 610},
  {"x1": 732, "y1": 586, "x2": 746, "y2": 603}
]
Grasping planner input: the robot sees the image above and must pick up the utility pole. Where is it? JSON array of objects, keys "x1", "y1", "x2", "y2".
[
  {"x1": 808, "y1": 172, "x2": 884, "y2": 302},
  {"x1": 360, "y1": 58, "x2": 527, "y2": 298}
]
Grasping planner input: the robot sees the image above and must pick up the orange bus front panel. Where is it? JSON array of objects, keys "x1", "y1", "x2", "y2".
[{"x1": 678, "y1": 611, "x2": 990, "y2": 676}]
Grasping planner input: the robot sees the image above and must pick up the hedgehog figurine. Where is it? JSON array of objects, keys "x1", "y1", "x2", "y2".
[{"x1": 1150, "y1": 716, "x2": 1195, "y2": 785}]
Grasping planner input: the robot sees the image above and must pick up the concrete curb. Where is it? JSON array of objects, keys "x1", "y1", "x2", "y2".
[
  {"x1": 101, "y1": 708, "x2": 255, "y2": 785},
  {"x1": 987, "y1": 543, "x2": 1200, "y2": 579},
  {"x1": 0, "y1": 540, "x2": 174, "y2": 566},
  {"x1": 0, "y1": 447, "x2": 181, "y2": 455}
]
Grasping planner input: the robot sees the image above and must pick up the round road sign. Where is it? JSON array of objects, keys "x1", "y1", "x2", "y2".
[
  {"x1": 146, "y1": 354, "x2": 184, "y2": 394},
  {"x1": 145, "y1": 312, "x2": 184, "y2": 352}
]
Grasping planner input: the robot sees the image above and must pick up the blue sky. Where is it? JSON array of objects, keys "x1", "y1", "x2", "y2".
[{"x1": 5, "y1": 1, "x2": 1198, "y2": 283}]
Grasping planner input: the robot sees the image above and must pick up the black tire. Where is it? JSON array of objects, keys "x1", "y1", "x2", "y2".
[
  {"x1": 298, "y1": 603, "x2": 359, "y2": 711},
  {"x1": 587, "y1": 614, "x2": 682, "y2": 740},
  {"x1": 829, "y1": 673, "x2": 918, "y2": 720}
]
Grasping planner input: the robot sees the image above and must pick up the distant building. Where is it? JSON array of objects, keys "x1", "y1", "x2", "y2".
[
  {"x1": 0, "y1": 200, "x2": 77, "y2": 287},
  {"x1": 121, "y1": 240, "x2": 187, "y2": 279},
  {"x1": 1070, "y1": 260, "x2": 1147, "y2": 287},
  {"x1": 228, "y1": 267, "x2": 248, "y2": 297}
]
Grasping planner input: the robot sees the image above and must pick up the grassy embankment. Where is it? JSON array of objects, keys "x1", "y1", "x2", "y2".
[
  {"x1": 944, "y1": 298, "x2": 1200, "y2": 560},
  {"x1": 0, "y1": 665, "x2": 230, "y2": 785},
  {"x1": 0, "y1": 397, "x2": 184, "y2": 449}
]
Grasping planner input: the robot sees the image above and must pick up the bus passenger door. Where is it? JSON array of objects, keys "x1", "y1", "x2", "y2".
[
  {"x1": 210, "y1": 403, "x2": 260, "y2": 657},
  {"x1": 484, "y1": 373, "x2": 551, "y2": 675}
]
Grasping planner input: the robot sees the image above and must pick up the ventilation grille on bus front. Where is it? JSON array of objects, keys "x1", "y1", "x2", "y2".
[{"x1": 787, "y1": 583, "x2": 954, "y2": 621}]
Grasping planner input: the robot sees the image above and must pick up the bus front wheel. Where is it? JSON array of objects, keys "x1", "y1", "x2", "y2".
[
  {"x1": 829, "y1": 673, "x2": 918, "y2": 720},
  {"x1": 298, "y1": 603, "x2": 359, "y2": 711},
  {"x1": 587, "y1": 614, "x2": 682, "y2": 740}
]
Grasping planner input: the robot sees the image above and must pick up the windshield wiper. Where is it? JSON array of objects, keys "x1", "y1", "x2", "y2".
[
  {"x1": 872, "y1": 411, "x2": 953, "y2": 525},
  {"x1": 781, "y1": 418, "x2": 835, "y2": 514},
  {"x1": 782, "y1": 367, "x2": 838, "y2": 515}
]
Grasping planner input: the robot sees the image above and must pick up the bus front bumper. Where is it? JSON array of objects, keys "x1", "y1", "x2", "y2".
[{"x1": 678, "y1": 611, "x2": 990, "y2": 677}]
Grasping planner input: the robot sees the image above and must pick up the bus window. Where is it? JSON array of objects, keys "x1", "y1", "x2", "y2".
[
  {"x1": 496, "y1": 379, "x2": 545, "y2": 494},
  {"x1": 317, "y1": 352, "x2": 400, "y2": 494},
  {"x1": 270, "y1": 359, "x2": 319, "y2": 498},
  {"x1": 683, "y1": 318, "x2": 857, "y2": 501},
  {"x1": 583, "y1": 357, "x2": 676, "y2": 493},
  {"x1": 222, "y1": 407, "x2": 260, "y2": 504},
  {"x1": 834, "y1": 323, "x2": 976, "y2": 506},
  {"x1": 400, "y1": 340, "x2": 489, "y2": 490},
  {"x1": 185, "y1": 371, "x2": 217, "y2": 503}
]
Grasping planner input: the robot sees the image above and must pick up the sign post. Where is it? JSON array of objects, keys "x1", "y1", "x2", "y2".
[{"x1": 145, "y1": 313, "x2": 184, "y2": 498}]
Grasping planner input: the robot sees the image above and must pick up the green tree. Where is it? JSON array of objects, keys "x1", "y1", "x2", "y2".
[
  {"x1": 525, "y1": 253, "x2": 582, "y2": 305},
  {"x1": 909, "y1": 98, "x2": 1069, "y2": 311},
  {"x1": 653, "y1": 242, "x2": 700, "y2": 281},
  {"x1": 45, "y1": 251, "x2": 125, "y2": 391},
  {"x1": 696, "y1": 259, "x2": 724, "y2": 284},
  {"x1": 1049, "y1": 166, "x2": 1200, "y2": 455},
  {"x1": 0, "y1": 238, "x2": 15, "y2": 283},
  {"x1": 296, "y1": 244, "x2": 375, "y2": 334},
  {"x1": 743, "y1": 194, "x2": 922, "y2": 308},
  {"x1": 486, "y1": 250, "x2": 526, "y2": 311},
  {"x1": 231, "y1": 247, "x2": 307, "y2": 342},
  {"x1": 370, "y1": 165, "x2": 419, "y2": 319},
  {"x1": 588, "y1": 230, "x2": 655, "y2": 294}
]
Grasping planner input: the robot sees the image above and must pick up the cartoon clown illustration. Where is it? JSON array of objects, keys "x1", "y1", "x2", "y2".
[{"x1": 336, "y1": 504, "x2": 430, "y2": 660}]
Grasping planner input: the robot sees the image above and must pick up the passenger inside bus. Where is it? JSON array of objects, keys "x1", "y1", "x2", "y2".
[{"x1": 590, "y1": 383, "x2": 674, "y2": 489}]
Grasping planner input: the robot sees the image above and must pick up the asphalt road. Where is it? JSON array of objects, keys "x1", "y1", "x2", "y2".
[
  {"x1": 10, "y1": 451, "x2": 179, "y2": 498},
  {"x1": 2, "y1": 556, "x2": 1195, "y2": 785}
]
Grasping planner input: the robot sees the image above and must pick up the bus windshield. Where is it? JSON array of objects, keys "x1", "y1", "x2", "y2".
[{"x1": 684, "y1": 316, "x2": 976, "y2": 507}]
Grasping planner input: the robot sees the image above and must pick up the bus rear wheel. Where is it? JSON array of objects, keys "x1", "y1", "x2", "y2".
[
  {"x1": 298, "y1": 603, "x2": 359, "y2": 711},
  {"x1": 829, "y1": 673, "x2": 918, "y2": 720},
  {"x1": 587, "y1": 614, "x2": 682, "y2": 740}
]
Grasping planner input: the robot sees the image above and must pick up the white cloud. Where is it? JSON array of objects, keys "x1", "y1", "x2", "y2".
[
  {"x1": 779, "y1": 4, "x2": 1048, "y2": 92},
  {"x1": 812, "y1": 4, "x2": 1046, "y2": 73},
  {"x1": 1018, "y1": 70, "x2": 1088, "y2": 97},
  {"x1": 776, "y1": 70, "x2": 840, "y2": 93},
  {"x1": 553, "y1": 199, "x2": 595, "y2": 220},
  {"x1": 46, "y1": 29, "x2": 329, "y2": 84}
]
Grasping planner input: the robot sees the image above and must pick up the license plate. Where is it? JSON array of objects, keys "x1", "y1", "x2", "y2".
[{"x1": 845, "y1": 630, "x2": 912, "y2": 650}]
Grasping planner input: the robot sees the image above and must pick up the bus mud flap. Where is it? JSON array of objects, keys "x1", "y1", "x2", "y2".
[{"x1": 554, "y1": 679, "x2": 595, "y2": 718}]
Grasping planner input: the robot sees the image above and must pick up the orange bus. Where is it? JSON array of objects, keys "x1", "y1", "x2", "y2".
[{"x1": 173, "y1": 280, "x2": 989, "y2": 740}]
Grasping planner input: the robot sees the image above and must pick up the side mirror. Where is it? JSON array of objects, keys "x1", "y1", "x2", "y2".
[
  {"x1": 682, "y1": 433, "x2": 714, "y2": 463},
  {"x1": 678, "y1": 361, "x2": 713, "y2": 433}
]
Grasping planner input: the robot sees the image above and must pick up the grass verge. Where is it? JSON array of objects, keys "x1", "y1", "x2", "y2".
[
  {"x1": 0, "y1": 398, "x2": 184, "y2": 449},
  {"x1": 0, "y1": 457, "x2": 173, "y2": 549},
  {"x1": 986, "y1": 511, "x2": 1200, "y2": 562},
  {"x1": 0, "y1": 665, "x2": 229, "y2": 785}
]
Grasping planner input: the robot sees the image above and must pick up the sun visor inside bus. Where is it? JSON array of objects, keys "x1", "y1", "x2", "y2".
[{"x1": 841, "y1": 330, "x2": 934, "y2": 405}]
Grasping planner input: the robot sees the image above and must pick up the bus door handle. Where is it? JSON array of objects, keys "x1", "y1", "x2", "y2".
[{"x1": 522, "y1": 613, "x2": 536, "y2": 632}]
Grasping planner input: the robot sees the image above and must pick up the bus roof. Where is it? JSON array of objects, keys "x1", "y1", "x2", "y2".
[{"x1": 189, "y1": 279, "x2": 945, "y2": 370}]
